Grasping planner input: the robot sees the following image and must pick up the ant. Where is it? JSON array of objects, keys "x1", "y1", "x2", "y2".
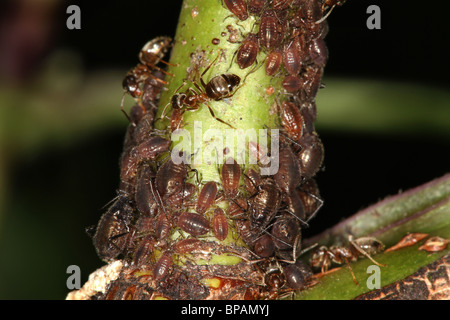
[
  {"x1": 161, "y1": 50, "x2": 241, "y2": 129},
  {"x1": 121, "y1": 37, "x2": 176, "y2": 119},
  {"x1": 310, "y1": 236, "x2": 386, "y2": 285}
]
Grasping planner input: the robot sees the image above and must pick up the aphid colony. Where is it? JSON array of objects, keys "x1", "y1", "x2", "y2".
[{"x1": 86, "y1": 0, "x2": 361, "y2": 300}]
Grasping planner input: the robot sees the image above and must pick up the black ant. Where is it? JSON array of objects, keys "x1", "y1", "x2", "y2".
[{"x1": 161, "y1": 50, "x2": 241, "y2": 129}]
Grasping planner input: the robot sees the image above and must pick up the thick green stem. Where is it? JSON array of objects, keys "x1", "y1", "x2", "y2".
[{"x1": 156, "y1": 0, "x2": 280, "y2": 183}]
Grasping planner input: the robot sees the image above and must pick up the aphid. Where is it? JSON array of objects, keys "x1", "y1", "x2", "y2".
[
  {"x1": 155, "y1": 212, "x2": 172, "y2": 240},
  {"x1": 253, "y1": 234, "x2": 275, "y2": 258},
  {"x1": 135, "y1": 166, "x2": 159, "y2": 217},
  {"x1": 155, "y1": 157, "x2": 188, "y2": 198},
  {"x1": 308, "y1": 38, "x2": 328, "y2": 68},
  {"x1": 161, "y1": 51, "x2": 240, "y2": 129},
  {"x1": 297, "y1": 132, "x2": 324, "y2": 181},
  {"x1": 273, "y1": 146, "x2": 302, "y2": 195},
  {"x1": 244, "y1": 168, "x2": 261, "y2": 196},
  {"x1": 283, "y1": 40, "x2": 302, "y2": 76},
  {"x1": 221, "y1": 157, "x2": 241, "y2": 199},
  {"x1": 136, "y1": 136, "x2": 171, "y2": 162},
  {"x1": 259, "y1": 9, "x2": 284, "y2": 51},
  {"x1": 212, "y1": 208, "x2": 229, "y2": 241},
  {"x1": 248, "y1": 178, "x2": 281, "y2": 231},
  {"x1": 301, "y1": 0, "x2": 323, "y2": 39},
  {"x1": 272, "y1": 0, "x2": 293, "y2": 11},
  {"x1": 248, "y1": 141, "x2": 270, "y2": 165},
  {"x1": 296, "y1": 178, "x2": 323, "y2": 222},
  {"x1": 92, "y1": 195, "x2": 135, "y2": 262},
  {"x1": 282, "y1": 75, "x2": 302, "y2": 92},
  {"x1": 270, "y1": 216, "x2": 301, "y2": 250},
  {"x1": 299, "y1": 64, "x2": 323, "y2": 102},
  {"x1": 236, "y1": 33, "x2": 259, "y2": 69},
  {"x1": 196, "y1": 181, "x2": 218, "y2": 214},
  {"x1": 283, "y1": 260, "x2": 313, "y2": 290},
  {"x1": 132, "y1": 235, "x2": 156, "y2": 266},
  {"x1": 177, "y1": 211, "x2": 211, "y2": 236},
  {"x1": 299, "y1": 101, "x2": 317, "y2": 134},
  {"x1": 248, "y1": 0, "x2": 266, "y2": 15},
  {"x1": 174, "y1": 238, "x2": 202, "y2": 254},
  {"x1": 164, "y1": 182, "x2": 196, "y2": 209},
  {"x1": 153, "y1": 251, "x2": 173, "y2": 282},
  {"x1": 285, "y1": 190, "x2": 307, "y2": 222},
  {"x1": 224, "y1": 0, "x2": 249, "y2": 21},
  {"x1": 279, "y1": 101, "x2": 304, "y2": 141},
  {"x1": 265, "y1": 48, "x2": 283, "y2": 76}
]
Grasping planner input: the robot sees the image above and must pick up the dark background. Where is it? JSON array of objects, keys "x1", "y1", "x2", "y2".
[{"x1": 0, "y1": 0, "x2": 448, "y2": 299}]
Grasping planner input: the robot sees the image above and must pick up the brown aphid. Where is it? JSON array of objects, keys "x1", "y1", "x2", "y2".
[
  {"x1": 228, "y1": 197, "x2": 248, "y2": 218},
  {"x1": 265, "y1": 48, "x2": 283, "y2": 76},
  {"x1": 212, "y1": 208, "x2": 229, "y2": 241},
  {"x1": 385, "y1": 233, "x2": 429, "y2": 253},
  {"x1": 300, "y1": 101, "x2": 317, "y2": 134},
  {"x1": 177, "y1": 211, "x2": 210, "y2": 236},
  {"x1": 271, "y1": 216, "x2": 300, "y2": 250},
  {"x1": 245, "y1": 168, "x2": 261, "y2": 195},
  {"x1": 248, "y1": 0, "x2": 266, "y2": 15},
  {"x1": 235, "y1": 219, "x2": 259, "y2": 245},
  {"x1": 283, "y1": 260, "x2": 313, "y2": 290},
  {"x1": 297, "y1": 132, "x2": 324, "y2": 181},
  {"x1": 196, "y1": 181, "x2": 218, "y2": 214},
  {"x1": 135, "y1": 166, "x2": 158, "y2": 216},
  {"x1": 259, "y1": 9, "x2": 284, "y2": 51},
  {"x1": 297, "y1": 179, "x2": 323, "y2": 222},
  {"x1": 155, "y1": 212, "x2": 172, "y2": 240},
  {"x1": 156, "y1": 156, "x2": 188, "y2": 198},
  {"x1": 300, "y1": 65, "x2": 323, "y2": 101},
  {"x1": 248, "y1": 178, "x2": 281, "y2": 230},
  {"x1": 272, "y1": 0, "x2": 293, "y2": 11},
  {"x1": 301, "y1": 0, "x2": 323, "y2": 39},
  {"x1": 119, "y1": 147, "x2": 139, "y2": 192},
  {"x1": 418, "y1": 236, "x2": 450, "y2": 252},
  {"x1": 273, "y1": 146, "x2": 302, "y2": 194},
  {"x1": 174, "y1": 238, "x2": 202, "y2": 254},
  {"x1": 236, "y1": 33, "x2": 259, "y2": 69},
  {"x1": 136, "y1": 136, "x2": 171, "y2": 161},
  {"x1": 282, "y1": 75, "x2": 302, "y2": 92},
  {"x1": 253, "y1": 234, "x2": 275, "y2": 258},
  {"x1": 164, "y1": 182, "x2": 196, "y2": 209},
  {"x1": 280, "y1": 101, "x2": 304, "y2": 141},
  {"x1": 283, "y1": 41, "x2": 302, "y2": 76},
  {"x1": 221, "y1": 157, "x2": 241, "y2": 198},
  {"x1": 132, "y1": 235, "x2": 156, "y2": 266},
  {"x1": 285, "y1": 190, "x2": 307, "y2": 222},
  {"x1": 92, "y1": 195, "x2": 135, "y2": 262},
  {"x1": 224, "y1": 0, "x2": 249, "y2": 21},
  {"x1": 248, "y1": 141, "x2": 269, "y2": 165},
  {"x1": 308, "y1": 38, "x2": 328, "y2": 68},
  {"x1": 153, "y1": 251, "x2": 173, "y2": 282}
]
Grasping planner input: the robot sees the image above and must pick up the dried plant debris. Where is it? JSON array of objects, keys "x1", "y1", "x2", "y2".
[{"x1": 72, "y1": 0, "x2": 351, "y2": 300}]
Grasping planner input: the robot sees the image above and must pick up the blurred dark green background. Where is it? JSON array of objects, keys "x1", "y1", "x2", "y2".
[{"x1": 0, "y1": 0, "x2": 448, "y2": 299}]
